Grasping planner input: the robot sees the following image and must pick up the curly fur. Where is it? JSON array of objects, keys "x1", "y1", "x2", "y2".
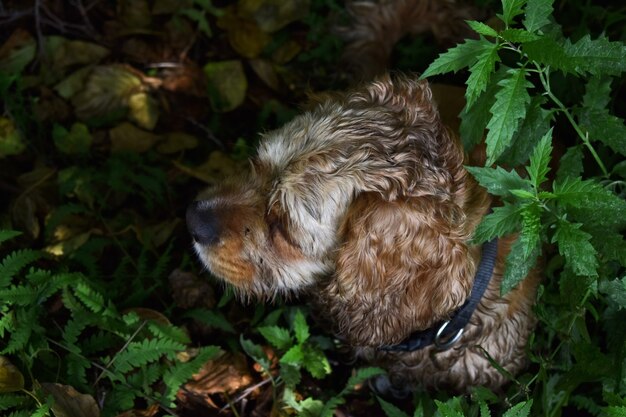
[{"x1": 187, "y1": 75, "x2": 540, "y2": 392}]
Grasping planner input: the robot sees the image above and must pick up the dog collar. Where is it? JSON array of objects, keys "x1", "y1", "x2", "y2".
[{"x1": 380, "y1": 238, "x2": 499, "y2": 352}]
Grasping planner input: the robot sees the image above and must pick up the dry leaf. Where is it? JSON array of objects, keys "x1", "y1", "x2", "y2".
[
  {"x1": 0, "y1": 117, "x2": 26, "y2": 158},
  {"x1": 109, "y1": 122, "x2": 162, "y2": 153},
  {"x1": 124, "y1": 307, "x2": 172, "y2": 326},
  {"x1": 239, "y1": 0, "x2": 311, "y2": 32},
  {"x1": 156, "y1": 132, "x2": 199, "y2": 154},
  {"x1": 0, "y1": 356, "x2": 25, "y2": 393},
  {"x1": 44, "y1": 231, "x2": 93, "y2": 257},
  {"x1": 203, "y1": 61, "x2": 248, "y2": 112},
  {"x1": 181, "y1": 352, "x2": 253, "y2": 402},
  {"x1": 114, "y1": 404, "x2": 159, "y2": 417},
  {"x1": 169, "y1": 269, "x2": 216, "y2": 309},
  {"x1": 0, "y1": 29, "x2": 36, "y2": 75},
  {"x1": 40, "y1": 383, "x2": 100, "y2": 417},
  {"x1": 218, "y1": 12, "x2": 271, "y2": 59}
]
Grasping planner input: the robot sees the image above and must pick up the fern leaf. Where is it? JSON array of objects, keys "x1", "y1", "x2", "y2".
[
  {"x1": 485, "y1": 67, "x2": 532, "y2": 165},
  {"x1": 73, "y1": 282, "x2": 106, "y2": 314},
  {"x1": 0, "y1": 309, "x2": 14, "y2": 338},
  {"x1": 0, "y1": 230, "x2": 21, "y2": 246},
  {"x1": 63, "y1": 315, "x2": 90, "y2": 346},
  {"x1": 523, "y1": 0, "x2": 554, "y2": 32},
  {"x1": 147, "y1": 321, "x2": 191, "y2": 344},
  {"x1": 422, "y1": 38, "x2": 494, "y2": 78},
  {"x1": 1, "y1": 309, "x2": 35, "y2": 354},
  {"x1": 0, "y1": 249, "x2": 41, "y2": 288},
  {"x1": 161, "y1": 346, "x2": 221, "y2": 405},
  {"x1": 435, "y1": 397, "x2": 465, "y2": 417},
  {"x1": 0, "y1": 393, "x2": 28, "y2": 410},
  {"x1": 66, "y1": 354, "x2": 90, "y2": 389},
  {"x1": 103, "y1": 385, "x2": 137, "y2": 415},
  {"x1": 346, "y1": 367, "x2": 385, "y2": 388},
  {"x1": 113, "y1": 338, "x2": 185, "y2": 374},
  {"x1": 0, "y1": 286, "x2": 37, "y2": 306}
]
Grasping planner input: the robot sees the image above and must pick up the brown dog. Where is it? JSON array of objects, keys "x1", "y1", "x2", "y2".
[{"x1": 186, "y1": 75, "x2": 540, "y2": 392}]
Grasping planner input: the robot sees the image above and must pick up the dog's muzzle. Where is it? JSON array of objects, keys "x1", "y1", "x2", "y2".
[{"x1": 186, "y1": 201, "x2": 220, "y2": 246}]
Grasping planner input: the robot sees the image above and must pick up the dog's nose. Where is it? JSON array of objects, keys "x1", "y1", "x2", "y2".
[{"x1": 186, "y1": 201, "x2": 220, "y2": 245}]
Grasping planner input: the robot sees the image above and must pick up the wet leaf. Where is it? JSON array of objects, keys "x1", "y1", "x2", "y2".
[
  {"x1": 109, "y1": 122, "x2": 162, "y2": 153},
  {"x1": 53, "y1": 123, "x2": 92, "y2": 154},
  {"x1": 128, "y1": 92, "x2": 159, "y2": 130},
  {"x1": 0, "y1": 29, "x2": 36, "y2": 75},
  {"x1": 0, "y1": 117, "x2": 26, "y2": 158},
  {"x1": 0, "y1": 356, "x2": 25, "y2": 392},
  {"x1": 156, "y1": 132, "x2": 199, "y2": 154},
  {"x1": 239, "y1": 0, "x2": 311, "y2": 33},
  {"x1": 40, "y1": 383, "x2": 100, "y2": 417},
  {"x1": 203, "y1": 60, "x2": 248, "y2": 112}
]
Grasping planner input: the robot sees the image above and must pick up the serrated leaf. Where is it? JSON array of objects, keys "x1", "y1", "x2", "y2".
[
  {"x1": 113, "y1": 338, "x2": 184, "y2": 373},
  {"x1": 502, "y1": 229, "x2": 540, "y2": 294},
  {"x1": 280, "y1": 362, "x2": 302, "y2": 387},
  {"x1": 599, "y1": 277, "x2": 626, "y2": 310},
  {"x1": 466, "y1": 165, "x2": 531, "y2": 198},
  {"x1": 524, "y1": 36, "x2": 572, "y2": 73},
  {"x1": 162, "y1": 346, "x2": 221, "y2": 405},
  {"x1": 0, "y1": 249, "x2": 41, "y2": 288},
  {"x1": 485, "y1": 67, "x2": 532, "y2": 165},
  {"x1": 501, "y1": 0, "x2": 526, "y2": 26},
  {"x1": 258, "y1": 325, "x2": 292, "y2": 350},
  {"x1": 556, "y1": 146, "x2": 584, "y2": 181},
  {"x1": 578, "y1": 108, "x2": 626, "y2": 156},
  {"x1": 554, "y1": 178, "x2": 626, "y2": 227},
  {"x1": 466, "y1": 44, "x2": 500, "y2": 108},
  {"x1": 435, "y1": 397, "x2": 464, "y2": 417},
  {"x1": 0, "y1": 231, "x2": 21, "y2": 246},
  {"x1": 240, "y1": 336, "x2": 270, "y2": 371},
  {"x1": 523, "y1": 0, "x2": 554, "y2": 32},
  {"x1": 460, "y1": 67, "x2": 509, "y2": 149},
  {"x1": 605, "y1": 406, "x2": 626, "y2": 417},
  {"x1": 378, "y1": 396, "x2": 411, "y2": 417},
  {"x1": 280, "y1": 344, "x2": 304, "y2": 365},
  {"x1": 421, "y1": 38, "x2": 494, "y2": 78},
  {"x1": 302, "y1": 345, "x2": 331, "y2": 378},
  {"x1": 293, "y1": 309, "x2": 309, "y2": 344},
  {"x1": 501, "y1": 29, "x2": 540, "y2": 43},
  {"x1": 480, "y1": 402, "x2": 492, "y2": 417},
  {"x1": 510, "y1": 189, "x2": 535, "y2": 199},
  {"x1": 559, "y1": 266, "x2": 596, "y2": 308},
  {"x1": 472, "y1": 203, "x2": 522, "y2": 243},
  {"x1": 503, "y1": 400, "x2": 533, "y2": 417},
  {"x1": 346, "y1": 367, "x2": 385, "y2": 388},
  {"x1": 467, "y1": 21, "x2": 498, "y2": 37},
  {"x1": 526, "y1": 128, "x2": 553, "y2": 188},
  {"x1": 552, "y1": 220, "x2": 598, "y2": 277},
  {"x1": 582, "y1": 77, "x2": 612, "y2": 110}
]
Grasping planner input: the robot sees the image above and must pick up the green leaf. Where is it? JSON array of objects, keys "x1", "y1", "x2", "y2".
[
  {"x1": 280, "y1": 344, "x2": 304, "y2": 365},
  {"x1": 472, "y1": 203, "x2": 522, "y2": 243},
  {"x1": 480, "y1": 402, "x2": 492, "y2": 417},
  {"x1": 523, "y1": 0, "x2": 554, "y2": 32},
  {"x1": 460, "y1": 68, "x2": 508, "y2": 149},
  {"x1": 73, "y1": 282, "x2": 106, "y2": 314},
  {"x1": 485, "y1": 67, "x2": 532, "y2": 165},
  {"x1": 599, "y1": 277, "x2": 626, "y2": 310},
  {"x1": 501, "y1": 29, "x2": 540, "y2": 43},
  {"x1": 346, "y1": 367, "x2": 385, "y2": 388},
  {"x1": 578, "y1": 109, "x2": 626, "y2": 156},
  {"x1": 421, "y1": 38, "x2": 494, "y2": 78},
  {"x1": 240, "y1": 336, "x2": 271, "y2": 371},
  {"x1": 559, "y1": 266, "x2": 596, "y2": 308},
  {"x1": 435, "y1": 397, "x2": 465, "y2": 417},
  {"x1": 280, "y1": 362, "x2": 302, "y2": 387},
  {"x1": 502, "y1": 226, "x2": 540, "y2": 294},
  {"x1": 293, "y1": 309, "x2": 309, "y2": 344},
  {"x1": 302, "y1": 345, "x2": 331, "y2": 378},
  {"x1": 258, "y1": 325, "x2": 292, "y2": 350},
  {"x1": 466, "y1": 43, "x2": 500, "y2": 108},
  {"x1": 113, "y1": 338, "x2": 184, "y2": 373},
  {"x1": 582, "y1": 77, "x2": 612, "y2": 110},
  {"x1": 467, "y1": 21, "x2": 498, "y2": 37},
  {"x1": 503, "y1": 400, "x2": 533, "y2": 417},
  {"x1": 556, "y1": 146, "x2": 584, "y2": 181},
  {"x1": 162, "y1": 346, "x2": 221, "y2": 406},
  {"x1": 554, "y1": 178, "x2": 626, "y2": 228},
  {"x1": 501, "y1": 0, "x2": 526, "y2": 26},
  {"x1": 526, "y1": 128, "x2": 553, "y2": 188},
  {"x1": 466, "y1": 165, "x2": 531, "y2": 198},
  {"x1": 524, "y1": 36, "x2": 572, "y2": 73},
  {"x1": 0, "y1": 231, "x2": 21, "y2": 246},
  {"x1": 552, "y1": 220, "x2": 598, "y2": 277},
  {"x1": 0, "y1": 249, "x2": 41, "y2": 288},
  {"x1": 605, "y1": 406, "x2": 626, "y2": 417},
  {"x1": 378, "y1": 396, "x2": 411, "y2": 417},
  {"x1": 183, "y1": 308, "x2": 236, "y2": 333}
]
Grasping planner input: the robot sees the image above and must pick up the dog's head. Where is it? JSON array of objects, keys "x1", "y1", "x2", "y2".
[{"x1": 187, "y1": 75, "x2": 488, "y2": 344}]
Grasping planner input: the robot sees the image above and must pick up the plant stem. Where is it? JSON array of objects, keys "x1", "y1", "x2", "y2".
[{"x1": 535, "y1": 65, "x2": 609, "y2": 177}]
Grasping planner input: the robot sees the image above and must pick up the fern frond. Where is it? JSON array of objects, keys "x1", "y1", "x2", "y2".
[
  {"x1": 112, "y1": 338, "x2": 185, "y2": 373},
  {"x1": 0, "y1": 249, "x2": 41, "y2": 288},
  {"x1": 0, "y1": 286, "x2": 36, "y2": 306},
  {"x1": 66, "y1": 354, "x2": 91, "y2": 389},
  {"x1": 161, "y1": 346, "x2": 221, "y2": 406},
  {"x1": 0, "y1": 230, "x2": 22, "y2": 246},
  {"x1": 0, "y1": 393, "x2": 28, "y2": 410}
]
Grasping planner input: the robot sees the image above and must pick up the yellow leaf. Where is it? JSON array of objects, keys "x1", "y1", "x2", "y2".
[
  {"x1": 156, "y1": 132, "x2": 199, "y2": 154},
  {"x1": 127, "y1": 93, "x2": 159, "y2": 130},
  {"x1": 0, "y1": 117, "x2": 26, "y2": 158},
  {"x1": 0, "y1": 356, "x2": 25, "y2": 393},
  {"x1": 109, "y1": 122, "x2": 161, "y2": 153},
  {"x1": 204, "y1": 61, "x2": 248, "y2": 112},
  {"x1": 218, "y1": 12, "x2": 271, "y2": 58}
]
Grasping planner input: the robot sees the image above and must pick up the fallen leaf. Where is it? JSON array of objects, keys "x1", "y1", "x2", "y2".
[
  {"x1": 181, "y1": 352, "x2": 253, "y2": 402},
  {"x1": 42, "y1": 36, "x2": 110, "y2": 84},
  {"x1": 118, "y1": 0, "x2": 152, "y2": 30},
  {"x1": 109, "y1": 122, "x2": 162, "y2": 153},
  {"x1": 156, "y1": 132, "x2": 199, "y2": 154},
  {"x1": 271, "y1": 39, "x2": 301, "y2": 64},
  {"x1": 173, "y1": 151, "x2": 247, "y2": 184},
  {"x1": 0, "y1": 29, "x2": 36, "y2": 75},
  {"x1": 141, "y1": 218, "x2": 181, "y2": 247},
  {"x1": 124, "y1": 307, "x2": 171, "y2": 327},
  {"x1": 239, "y1": 0, "x2": 311, "y2": 32},
  {"x1": 203, "y1": 60, "x2": 248, "y2": 112},
  {"x1": 44, "y1": 231, "x2": 93, "y2": 257},
  {"x1": 0, "y1": 356, "x2": 25, "y2": 393},
  {"x1": 0, "y1": 117, "x2": 26, "y2": 158},
  {"x1": 54, "y1": 67, "x2": 94, "y2": 100},
  {"x1": 249, "y1": 59, "x2": 281, "y2": 91},
  {"x1": 218, "y1": 12, "x2": 271, "y2": 58},
  {"x1": 40, "y1": 383, "x2": 100, "y2": 417},
  {"x1": 11, "y1": 194, "x2": 40, "y2": 239},
  {"x1": 114, "y1": 404, "x2": 159, "y2": 417},
  {"x1": 127, "y1": 92, "x2": 159, "y2": 130},
  {"x1": 169, "y1": 269, "x2": 216, "y2": 309}
]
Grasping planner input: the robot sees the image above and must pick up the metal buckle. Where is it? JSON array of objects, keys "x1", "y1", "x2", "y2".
[{"x1": 434, "y1": 321, "x2": 464, "y2": 350}]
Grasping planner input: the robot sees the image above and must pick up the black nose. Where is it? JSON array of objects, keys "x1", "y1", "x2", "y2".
[{"x1": 186, "y1": 201, "x2": 220, "y2": 245}]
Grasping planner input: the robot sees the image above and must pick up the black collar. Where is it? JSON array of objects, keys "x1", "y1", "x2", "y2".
[{"x1": 380, "y1": 238, "x2": 499, "y2": 352}]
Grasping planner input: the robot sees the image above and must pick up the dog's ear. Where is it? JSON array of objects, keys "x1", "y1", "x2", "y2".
[{"x1": 320, "y1": 192, "x2": 476, "y2": 347}]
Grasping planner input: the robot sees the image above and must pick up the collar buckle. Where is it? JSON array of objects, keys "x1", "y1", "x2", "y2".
[{"x1": 434, "y1": 320, "x2": 464, "y2": 350}]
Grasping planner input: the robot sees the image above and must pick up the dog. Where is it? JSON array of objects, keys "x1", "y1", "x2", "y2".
[{"x1": 186, "y1": 74, "x2": 541, "y2": 392}]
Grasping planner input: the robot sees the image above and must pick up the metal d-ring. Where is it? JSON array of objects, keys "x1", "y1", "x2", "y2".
[{"x1": 434, "y1": 321, "x2": 464, "y2": 350}]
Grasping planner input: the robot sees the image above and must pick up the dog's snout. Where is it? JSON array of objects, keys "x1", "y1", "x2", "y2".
[{"x1": 186, "y1": 201, "x2": 220, "y2": 245}]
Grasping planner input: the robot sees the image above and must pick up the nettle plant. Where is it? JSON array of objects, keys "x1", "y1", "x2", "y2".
[{"x1": 420, "y1": 0, "x2": 626, "y2": 415}]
